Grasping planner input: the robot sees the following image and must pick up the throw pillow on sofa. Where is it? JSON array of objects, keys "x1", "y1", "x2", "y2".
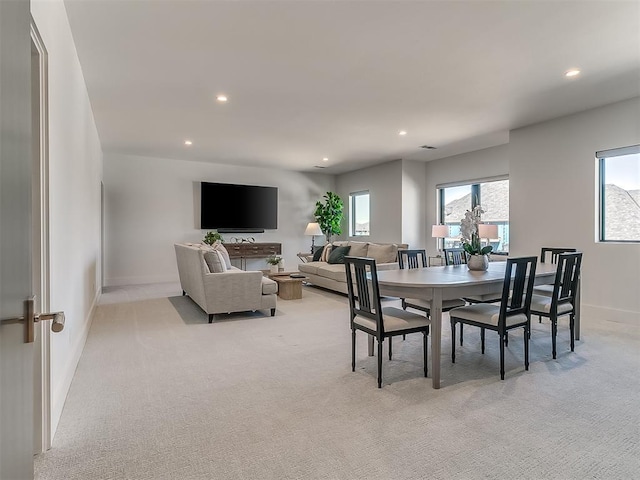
[
  {"x1": 204, "y1": 251, "x2": 227, "y2": 273},
  {"x1": 320, "y1": 244, "x2": 333, "y2": 262},
  {"x1": 212, "y1": 241, "x2": 232, "y2": 269},
  {"x1": 312, "y1": 246, "x2": 324, "y2": 262},
  {"x1": 367, "y1": 243, "x2": 398, "y2": 264},
  {"x1": 327, "y1": 245, "x2": 351, "y2": 264}
]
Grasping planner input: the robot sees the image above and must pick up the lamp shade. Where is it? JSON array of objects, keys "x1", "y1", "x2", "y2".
[
  {"x1": 431, "y1": 224, "x2": 449, "y2": 238},
  {"x1": 304, "y1": 222, "x2": 323, "y2": 236},
  {"x1": 478, "y1": 224, "x2": 499, "y2": 239}
]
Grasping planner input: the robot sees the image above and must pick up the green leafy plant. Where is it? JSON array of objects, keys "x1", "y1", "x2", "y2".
[
  {"x1": 265, "y1": 254, "x2": 282, "y2": 265},
  {"x1": 203, "y1": 231, "x2": 223, "y2": 245},
  {"x1": 313, "y1": 192, "x2": 344, "y2": 243}
]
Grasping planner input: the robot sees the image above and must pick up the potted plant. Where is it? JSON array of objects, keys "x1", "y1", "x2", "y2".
[
  {"x1": 313, "y1": 192, "x2": 344, "y2": 243},
  {"x1": 266, "y1": 254, "x2": 282, "y2": 274},
  {"x1": 203, "y1": 231, "x2": 223, "y2": 245},
  {"x1": 460, "y1": 205, "x2": 493, "y2": 271}
]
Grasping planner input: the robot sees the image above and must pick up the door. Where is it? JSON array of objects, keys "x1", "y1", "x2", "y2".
[{"x1": 0, "y1": 0, "x2": 36, "y2": 478}]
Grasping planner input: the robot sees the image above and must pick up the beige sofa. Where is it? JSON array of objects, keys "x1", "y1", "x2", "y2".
[
  {"x1": 174, "y1": 243, "x2": 278, "y2": 322},
  {"x1": 298, "y1": 241, "x2": 408, "y2": 294}
]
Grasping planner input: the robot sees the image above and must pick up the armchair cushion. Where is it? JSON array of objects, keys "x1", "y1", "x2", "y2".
[{"x1": 261, "y1": 277, "x2": 278, "y2": 295}]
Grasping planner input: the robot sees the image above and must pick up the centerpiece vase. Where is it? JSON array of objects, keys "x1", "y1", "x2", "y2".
[{"x1": 467, "y1": 254, "x2": 489, "y2": 271}]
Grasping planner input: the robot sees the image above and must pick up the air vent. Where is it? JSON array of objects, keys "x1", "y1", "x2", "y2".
[
  {"x1": 314, "y1": 165, "x2": 326, "y2": 169},
  {"x1": 420, "y1": 145, "x2": 437, "y2": 150}
]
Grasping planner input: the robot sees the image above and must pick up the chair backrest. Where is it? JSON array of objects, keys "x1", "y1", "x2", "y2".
[
  {"x1": 498, "y1": 256, "x2": 538, "y2": 328},
  {"x1": 551, "y1": 252, "x2": 582, "y2": 308},
  {"x1": 397, "y1": 249, "x2": 427, "y2": 269},
  {"x1": 344, "y1": 256, "x2": 385, "y2": 336},
  {"x1": 540, "y1": 247, "x2": 577, "y2": 264},
  {"x1": 443, "y1": 247, "x2": 467, "y2": 266}
]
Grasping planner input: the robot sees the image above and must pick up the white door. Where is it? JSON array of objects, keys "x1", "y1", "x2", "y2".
[{"x1": 0, "y1": 0, "x2": 36, "y2": 478}]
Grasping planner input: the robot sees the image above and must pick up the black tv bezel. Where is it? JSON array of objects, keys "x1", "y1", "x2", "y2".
[{"x1": 200, "y1": 182, "x2": 278, "y2": 232}]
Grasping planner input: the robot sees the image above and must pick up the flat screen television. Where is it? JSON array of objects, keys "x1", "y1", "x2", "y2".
[{"x1": 200, "y1": 182, "x2": 278, "y2": 232}]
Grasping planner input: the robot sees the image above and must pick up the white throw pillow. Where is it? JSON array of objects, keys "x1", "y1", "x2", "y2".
[
  {"x1": 204, "y1": 251, "x2": 227, "y2": 273},
  {"x1": 320, "y1": 244, "x2": 333, "y2": 262},
  {"x1": 212, "y1": 241, "x2": 232, "y2": 269}
]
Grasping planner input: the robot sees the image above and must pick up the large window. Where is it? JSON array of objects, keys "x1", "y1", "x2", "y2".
[
  {"x1": 598, "y1": 145, "x2": 640, "y2": 242},
  {"x1": 438, "y1": 178, "x2": 509, "y2": 253},
  {"x1": 349, "y1": 191, "x2": 370, "y2": 236}
]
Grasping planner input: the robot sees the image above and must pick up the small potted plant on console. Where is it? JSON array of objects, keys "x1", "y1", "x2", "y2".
[{"x1": 266, "y1": 254, "x2": 282, "y2": 274}]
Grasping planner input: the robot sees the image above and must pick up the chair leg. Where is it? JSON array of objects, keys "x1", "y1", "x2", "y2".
[
  {"x1": 460, "y1": 323, "x2": 464, "y2": 346},
  {"x1": 423, "y1": 331, "x2": 428, "y2": 377},
  {"x1": 524, "y1": 326, "x2": 529, "y2": 371},
  {"x1": 551, "y1": 316, "x2": 558, "y2": 359},
  {"x1": 451, "y1": 320, "x2": 456, "y2": 363},
  {"x1": 500, "y1": 332, "x2": 505, "y2": 380},
  {"x1": 377, "y1": 339, "x2": 383, "y2": 388},
  {"x1": 504, "y1": 331, "x2": 509, "y2": 347},
  {"x1": 270, "y1": 308, "x2": 276, "y2": 317},
  {"x1": 481, "y1": 328, "x2": 485, "y2": 354},
  {"x1": 351, "y1": 329, "x2": 356, "y2": 372},
  {"x1": 389, "y1": 337, "x2": 392, "y2": 360},
  {"x1": 570, "y1": 313, "x2": 575, "y2": 352}
]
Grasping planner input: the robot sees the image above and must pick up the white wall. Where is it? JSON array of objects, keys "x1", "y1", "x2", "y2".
[
  {"x1": 336, "y1": 160, "x2": 404, "y2": 243},
  {"x1": 401, "y1": 160, "x2": 428, "y2": 249},
  {"x1": 510, "y1": 98, "x2": 640, "y2": 322},
  {"x1": 424, "y1": 144, "x2": 510, "y2": 254},
  {"x1": 32, "y1": 0, "x2": 103, "y2": 435},
  {"x1": 103, "y1": 153, "x2": 334, "y2": 285}
]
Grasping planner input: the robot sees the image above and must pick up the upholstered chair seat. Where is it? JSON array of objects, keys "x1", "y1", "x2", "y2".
[
  {"x1": 449, "y1": 303, "x2": 529, "y2": 328},
  {"x1": 353, "y1": 306, "x2": 430, "y2": 333},
  {"x1": 530, "y1": 294, "x2": 573, "y2": 315}
]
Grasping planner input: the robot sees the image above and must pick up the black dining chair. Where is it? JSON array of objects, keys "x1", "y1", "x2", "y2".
[
  {"x1": 533, "y1": 247, "x2": 577, "y2": 297},
  {"x1": 344, "y1": 256, "x2": 430, "y2": 388},
  {"x1": 530, "y1": 252, "x2": 582, "y2": 359},
  {"x1": 398, "y1": 248, "x2": 466, "y2": 316},
  {"x1": 449, "y1": 256, "x2": 537, "y2": 380}
]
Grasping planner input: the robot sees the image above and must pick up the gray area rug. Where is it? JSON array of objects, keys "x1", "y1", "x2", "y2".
[{"x1": 35, "y1": 286, "x2": 640, "y2": 479}]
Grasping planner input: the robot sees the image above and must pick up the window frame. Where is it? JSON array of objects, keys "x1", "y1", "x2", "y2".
[
  {"x1": 597, "y1": 144, "x2": 640, "y2": 243},
  {"x1": 349, "y1": 190, "x2": 370, "y2": 237}
]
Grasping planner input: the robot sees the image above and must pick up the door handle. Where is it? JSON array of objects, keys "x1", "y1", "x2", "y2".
[{"x1": 0, "y1": 297, "x2": 65, "y2": 343}]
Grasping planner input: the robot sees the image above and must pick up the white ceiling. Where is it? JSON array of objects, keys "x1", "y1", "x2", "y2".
[{"x1": 63, "y1": 0, "x2": 640, "y2": 174}]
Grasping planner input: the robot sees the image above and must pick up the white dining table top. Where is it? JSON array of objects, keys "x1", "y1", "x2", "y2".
[{"x1": 376, "y1": 261, "x2": 558, "y2": 288}]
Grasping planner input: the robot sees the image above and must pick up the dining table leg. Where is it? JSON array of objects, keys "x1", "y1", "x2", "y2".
[
  {"x1": 575, "y1": 280, "x2": 581, "y2": 340},
  {"x1": 431, "y1": 288, "x2": 442, "y2": 389}
]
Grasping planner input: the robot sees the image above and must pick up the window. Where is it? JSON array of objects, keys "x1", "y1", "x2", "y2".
[
  {"x1": 598, "y1": 145, "x2": 640, "y2": 242},
  {"x1": 438, "y1": 178, "x2": 509, "y2": 253},
  {"x1": 349, "y1": 191, "x2": 370, "y2": 236}
]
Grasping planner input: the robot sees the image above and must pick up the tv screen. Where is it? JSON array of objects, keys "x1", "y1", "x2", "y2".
[{"x1": 200, "y1": 182, "x2": 278, "y2": 232}]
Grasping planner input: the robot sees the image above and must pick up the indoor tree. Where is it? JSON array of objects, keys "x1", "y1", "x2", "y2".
[{"x1": 313, "y1": 192, "x2": 344, "y2": 243}]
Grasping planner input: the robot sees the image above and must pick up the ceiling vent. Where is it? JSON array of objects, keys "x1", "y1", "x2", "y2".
[
  {"x1": 420, "y1": 145, "x2": 437, "y2": 150},
  {"x1": 314, "y1": 165, "x2": 326, "y2": 169}
]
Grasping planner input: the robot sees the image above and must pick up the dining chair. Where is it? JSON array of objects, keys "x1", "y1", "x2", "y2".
[
  {"x1": 449, "y1": 256, "x2": 537, "y2": 380},
  {"x1": 530, "y1": 252, "x2": 582, "y2": 359},
  {"x1": 344, "y1": 256, "x2": 430, "y2": 388},
  {"x1": 533, "y1": 247, "x2": 577, "y2": 322},
  {"x1": 443, "y1": 247, "x2": 502, "y2": 306},
  {"x1": 398, "y1": 249, "x2": 466, "y2": 316}
]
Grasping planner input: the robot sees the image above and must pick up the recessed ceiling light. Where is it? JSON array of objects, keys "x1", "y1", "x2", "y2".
[
  {"x1": 322, "y1": 157, "x2": 329, "y2": 162},
  {"x1": 184, "y1": 140, "x2": 193, "y2": 146},
  {"x1": 399, "y1": 130, "x2": 408, "y2": 136},
  {"x1": 216, "y1": 94, "x2": 228, "y2": 102},
  {"x1": 565, "y1": 69, "x2": 581, "y2": 78}
]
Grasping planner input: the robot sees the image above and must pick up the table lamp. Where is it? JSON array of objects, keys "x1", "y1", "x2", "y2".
[
  {"x1": 304, "y1": 222, "x2": 323, "y2": 253},
  {"x1": 431, "y1": 224, "x2": 449, "y2": 255},
  {"x1": 478, "y1": 224, "x2": 499, "y2": 248}
]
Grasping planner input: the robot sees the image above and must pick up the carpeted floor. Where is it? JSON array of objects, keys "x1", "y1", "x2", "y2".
[{"x1": 35, "y1": 284, "x2": 640, "y2": 479}]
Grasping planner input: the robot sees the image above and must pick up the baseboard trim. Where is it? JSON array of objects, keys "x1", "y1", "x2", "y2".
[
  {"x1": 50, "y1": 286, "x2": 100, "y2": 438},
  {"x1": 581, "y1": 303, "x2": 640, "y2": 325}
]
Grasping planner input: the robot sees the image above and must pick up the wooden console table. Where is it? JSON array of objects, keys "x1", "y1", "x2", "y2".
[{"x1": 226, "y1": 242, "x2": 281, "y2": 269}]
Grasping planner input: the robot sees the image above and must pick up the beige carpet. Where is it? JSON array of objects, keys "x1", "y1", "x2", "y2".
[{"x1": 35, "y1": 285, "x2": 640, "y2": 479}]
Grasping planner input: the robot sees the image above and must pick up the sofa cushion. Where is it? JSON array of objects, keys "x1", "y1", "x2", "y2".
[
  {"x1": 316, "y1": 264, "x2": 348, "y2": 283},
  {"x1": 204, "y1": 251, "x2": 227, "y2": 273},
  {"x1": 347, "y1": 241, "x2": 368, "y2": 257},
  {"x1": 261, "y1": 277, "x2": 278, "y2": 295},
  {"x1": 328, "y1": 245, "x2": 351, "y2": 264},
  {"x1": 367, "y1": 243, "x2": 398, "y2": 264},
  {"x1": 298, "y1": 262, "x2": 322, "y2": 275}
]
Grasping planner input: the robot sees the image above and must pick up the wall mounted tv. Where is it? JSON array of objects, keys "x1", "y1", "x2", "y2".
[{"x1": 200, "y1": 182, "x2": 278, "y2": 233}]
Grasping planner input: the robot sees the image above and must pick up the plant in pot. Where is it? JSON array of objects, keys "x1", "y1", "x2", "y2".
[
  {"x1": 266, "y1": 254, "x2": 283, "y2": 274},
  {"x1": 203, "y1": 231, "x2": 223, "y2": 246},
  {"x1": 460, "y1": 205, "x2": 493, "y2": 271},
  {"x1": 313, "y1": 191, "x2": 344, "y2": 244}
]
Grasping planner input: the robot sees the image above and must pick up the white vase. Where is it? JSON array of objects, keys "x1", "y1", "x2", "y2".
[
  {"x1": 467, "y1": 254, "x2": 489, "y2": 271},
  {"x1": 278, "y1": 259, "x2": 285, "y2": 272},
  {"x1": 269, "y1": 264, "x2": 279, "y2": 274}
]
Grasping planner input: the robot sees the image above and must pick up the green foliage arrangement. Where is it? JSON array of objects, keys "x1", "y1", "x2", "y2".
[
  {"x1": 313, "y1": 192, "x2": 344, "y2": 243},
  {"x1": 203, "y1": 231, "x2": 224, "y2": 245},
  {"x1": 265, "y1": 254, "x2": 282, "y2": 265}
]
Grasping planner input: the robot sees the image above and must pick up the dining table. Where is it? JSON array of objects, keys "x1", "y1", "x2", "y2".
[{"x1": 374, "y1": 261, "x2": 577, "y2": 389}]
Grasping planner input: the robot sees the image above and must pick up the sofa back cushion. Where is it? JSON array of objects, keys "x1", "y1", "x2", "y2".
[
  {"x1": 320, "y1": 244, "x2": 333, "y2": 262},
  {"x1": 204, "y1": 250, "x2": 228, "y2": 273},
  {"x1": 367, "y1": 243, "x2": 399, "y2": 264},
  {"x1": 347, "y1": 241, "x2": 368, "y2": 257}
]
